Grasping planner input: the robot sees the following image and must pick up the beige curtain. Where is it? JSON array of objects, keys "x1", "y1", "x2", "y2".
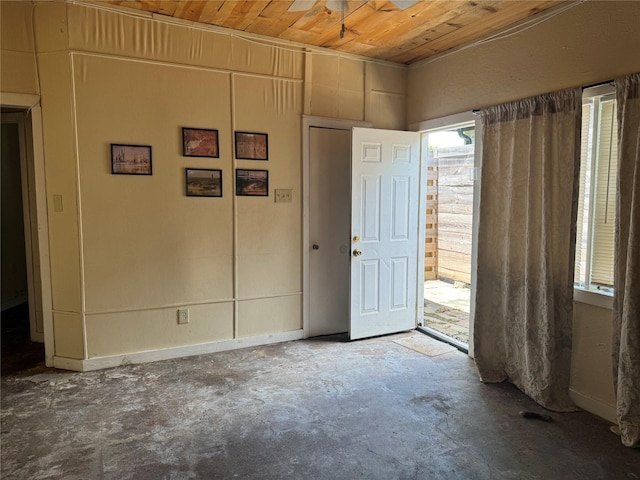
[
  {"x1": 612, "y1": 72, "x2": 640, "y2": 448},
  {"x1": 474, "y1": 88, "x2": 582, "y2": 412}
]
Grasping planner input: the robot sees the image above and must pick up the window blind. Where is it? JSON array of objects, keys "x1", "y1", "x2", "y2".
[
  {"x1": 591, "y1": 98, "x2": 617, "y2": 286},
  {"x1": 574, "y1": 102, "x2": 593, "y2": 285}
]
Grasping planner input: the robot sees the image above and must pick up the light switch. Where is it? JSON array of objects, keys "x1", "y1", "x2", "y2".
[
  {"x1": 53, "y1": 194, "x2": 63, "y2": 212},
  {"x1": 275, "y1": 189, "x2": 292, "y2": 203}
]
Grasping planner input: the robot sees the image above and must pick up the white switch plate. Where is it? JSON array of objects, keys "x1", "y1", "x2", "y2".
[
  {"x1": 53, "y1": 194, "x2": 64, "y2": 212},
  {"x1": 275, "y1": 189, "x2": 292, "y2": 203},
  {"x1": 177, "y1": 308, "x2": 189, "y2": 324}
]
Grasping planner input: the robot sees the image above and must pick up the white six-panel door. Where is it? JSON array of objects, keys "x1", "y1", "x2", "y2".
[{"x1": 350, "y1": 127, "x2": 421, "y2": 340}]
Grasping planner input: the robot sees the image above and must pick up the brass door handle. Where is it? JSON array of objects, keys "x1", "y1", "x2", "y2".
[{"x1": 353, "y1": 249, "x2": 362, "y2": 257}]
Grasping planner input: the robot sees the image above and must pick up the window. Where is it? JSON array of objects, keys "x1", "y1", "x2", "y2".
[{"x1": 574, "y1": 86, "x2": 617, "y2": 294}]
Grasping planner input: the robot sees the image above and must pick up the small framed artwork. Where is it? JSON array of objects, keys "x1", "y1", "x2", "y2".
[
  {"x1": 236, "y1": 169, "x2": 268, "y2": 196},
  {"x1": 111, "y1": 144, "x2": 152, "y2": 175},
  {"x1": 182, "y1": 128, "x2": 219, "y2": 158},
  {"x1": 186, "y1": 168, "x2": 223, "y2": 197},
  {"x1": 234, "y1": 131, "x2": 268, "y2": 160}
]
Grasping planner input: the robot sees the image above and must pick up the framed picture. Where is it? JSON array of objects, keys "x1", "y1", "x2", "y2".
[
  {"x1": 234, "y1": 131, "x2": 268, "y2": 160},
  {"x1": 186, "y1": 168, "x2": 223, "y2": 197},
  {"x1": 236, "y1": 169, "x2": 268, "y2": 196},
  {"x1": 111, "y1": 144, "x2": 152, "y2": 175},
  {"x1": 182, "y1": 128, "x2": 219, "y2": 158}
]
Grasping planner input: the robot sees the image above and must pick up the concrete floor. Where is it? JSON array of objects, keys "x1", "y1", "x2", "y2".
[{"x1": 2, "y1": 332, "x2": 639, "y2": 479}]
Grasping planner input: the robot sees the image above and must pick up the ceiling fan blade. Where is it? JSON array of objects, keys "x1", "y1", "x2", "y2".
[
  {"x1": 390, "y1": 0, "x2": 420, "y2": 9},
  {"x1": 288, "y1": 0, "x2": 317, "y2": 11}
]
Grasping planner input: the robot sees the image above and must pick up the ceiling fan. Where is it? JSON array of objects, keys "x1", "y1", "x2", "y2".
[
  {"x1": 288, "y1": 0, "x2": 420, "y2": 39},
  {"x1": 288, "y1": 0, "x2": 420, "y2": 12}
]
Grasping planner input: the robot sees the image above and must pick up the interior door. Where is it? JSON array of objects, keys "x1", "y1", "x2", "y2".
[
  {"x1": 350, "y1": 127, "x2": 421, "y2": 340},
  {"x1": 309, "y1": 127, "x2": 351, "y2": 336}
]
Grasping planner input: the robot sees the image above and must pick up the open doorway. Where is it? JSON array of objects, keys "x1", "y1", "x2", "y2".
[
  {"x1": 1, "y1": 108, "x2": 45, "y2": 375},
  {"x1": 420, "y1": 122, "x2": 476, "y2": 352}
]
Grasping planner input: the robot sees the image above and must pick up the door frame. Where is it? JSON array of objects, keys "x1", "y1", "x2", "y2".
[
  {"x1": 302, "y1": 115, "x2": 371, "y2": 338},
  {"x1": 410, "y1": 111, "x2": 481, "y2": 357},
  {"x1": 1, "y1": 92, "x2": 54, "y2": 366}
]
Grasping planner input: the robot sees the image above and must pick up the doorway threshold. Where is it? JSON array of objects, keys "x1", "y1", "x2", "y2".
[{"x1": 417, "y1": 326, "x2": 468, "y2": 354}]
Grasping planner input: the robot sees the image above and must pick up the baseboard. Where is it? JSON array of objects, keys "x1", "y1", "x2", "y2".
[
  {"x1": 53, "y1": 330, "x2": 304, "y2": 372},
  {"x1": 569, "y1": 388, "x2": 617, "y2": 425},
  {"x1": 53, "y1": 356, "x2": 85, "y2": 371}
]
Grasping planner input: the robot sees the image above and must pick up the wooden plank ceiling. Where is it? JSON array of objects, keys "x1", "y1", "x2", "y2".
[{"x1": 102, "y1": 0, "x2": 568, "y2": 65}]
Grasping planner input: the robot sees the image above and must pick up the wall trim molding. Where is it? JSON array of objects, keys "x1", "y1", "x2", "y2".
[
  {"x1": 0, "y1": 93, "x2": 40, "y2": 108},
  {"x1": 71, "y1": 51, "x2": 305, "y2": 84},
  {"x1": 53, "y1": 329, "x2": 304, "y2": 372},
  {"x1": 569, "y1": 388, "x2": 616, "y2": 425}
]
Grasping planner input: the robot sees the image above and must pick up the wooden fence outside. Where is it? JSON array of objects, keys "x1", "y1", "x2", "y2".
[{"x1": 425, "y1": 145, "x2": 475, "y2": 285}]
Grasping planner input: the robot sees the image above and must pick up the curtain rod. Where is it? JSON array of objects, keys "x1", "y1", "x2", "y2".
[
  {"x1": 582, "y1": 80, "x2": 614, "y2": 90},
  {"x1": 471, "y1": 80, "x2": 615, "y2": 115}
]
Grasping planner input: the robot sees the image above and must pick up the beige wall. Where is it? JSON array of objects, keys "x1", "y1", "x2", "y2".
[
  {"x1": 0, "y1": 1, "x2": 38, "y2": 95},
  {"x1": 1, "y1": 1, "x2": 406, "y2": 363},
  {"x1": 571, "y1": 301, "x2": 616, "y2": 423},
  {"x1": 407, "y1": 1, "x2": 640, "y2": 123},
  {"x1": 306, "y1": 50, "x2": 407, "y2": 126},
  {"x1": 407, "y1": 0, "x2": 640, "y2": 422}
]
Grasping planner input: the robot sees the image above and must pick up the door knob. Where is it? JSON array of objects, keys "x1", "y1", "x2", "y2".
[
  {"x1": 312, "y1": 244, "x2": 320, "y2": 250},
  {"x1": 353, "y1": 249, "x2": 362, "y2": 257}
]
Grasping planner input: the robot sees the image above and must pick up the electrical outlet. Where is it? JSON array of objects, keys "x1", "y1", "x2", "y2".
[
  {"x1": 177, "y1": 308, "x2": 189, "y2": 325},
  {"x1": 274, "y1": 189, "x2": 292, "y2": 203}
]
